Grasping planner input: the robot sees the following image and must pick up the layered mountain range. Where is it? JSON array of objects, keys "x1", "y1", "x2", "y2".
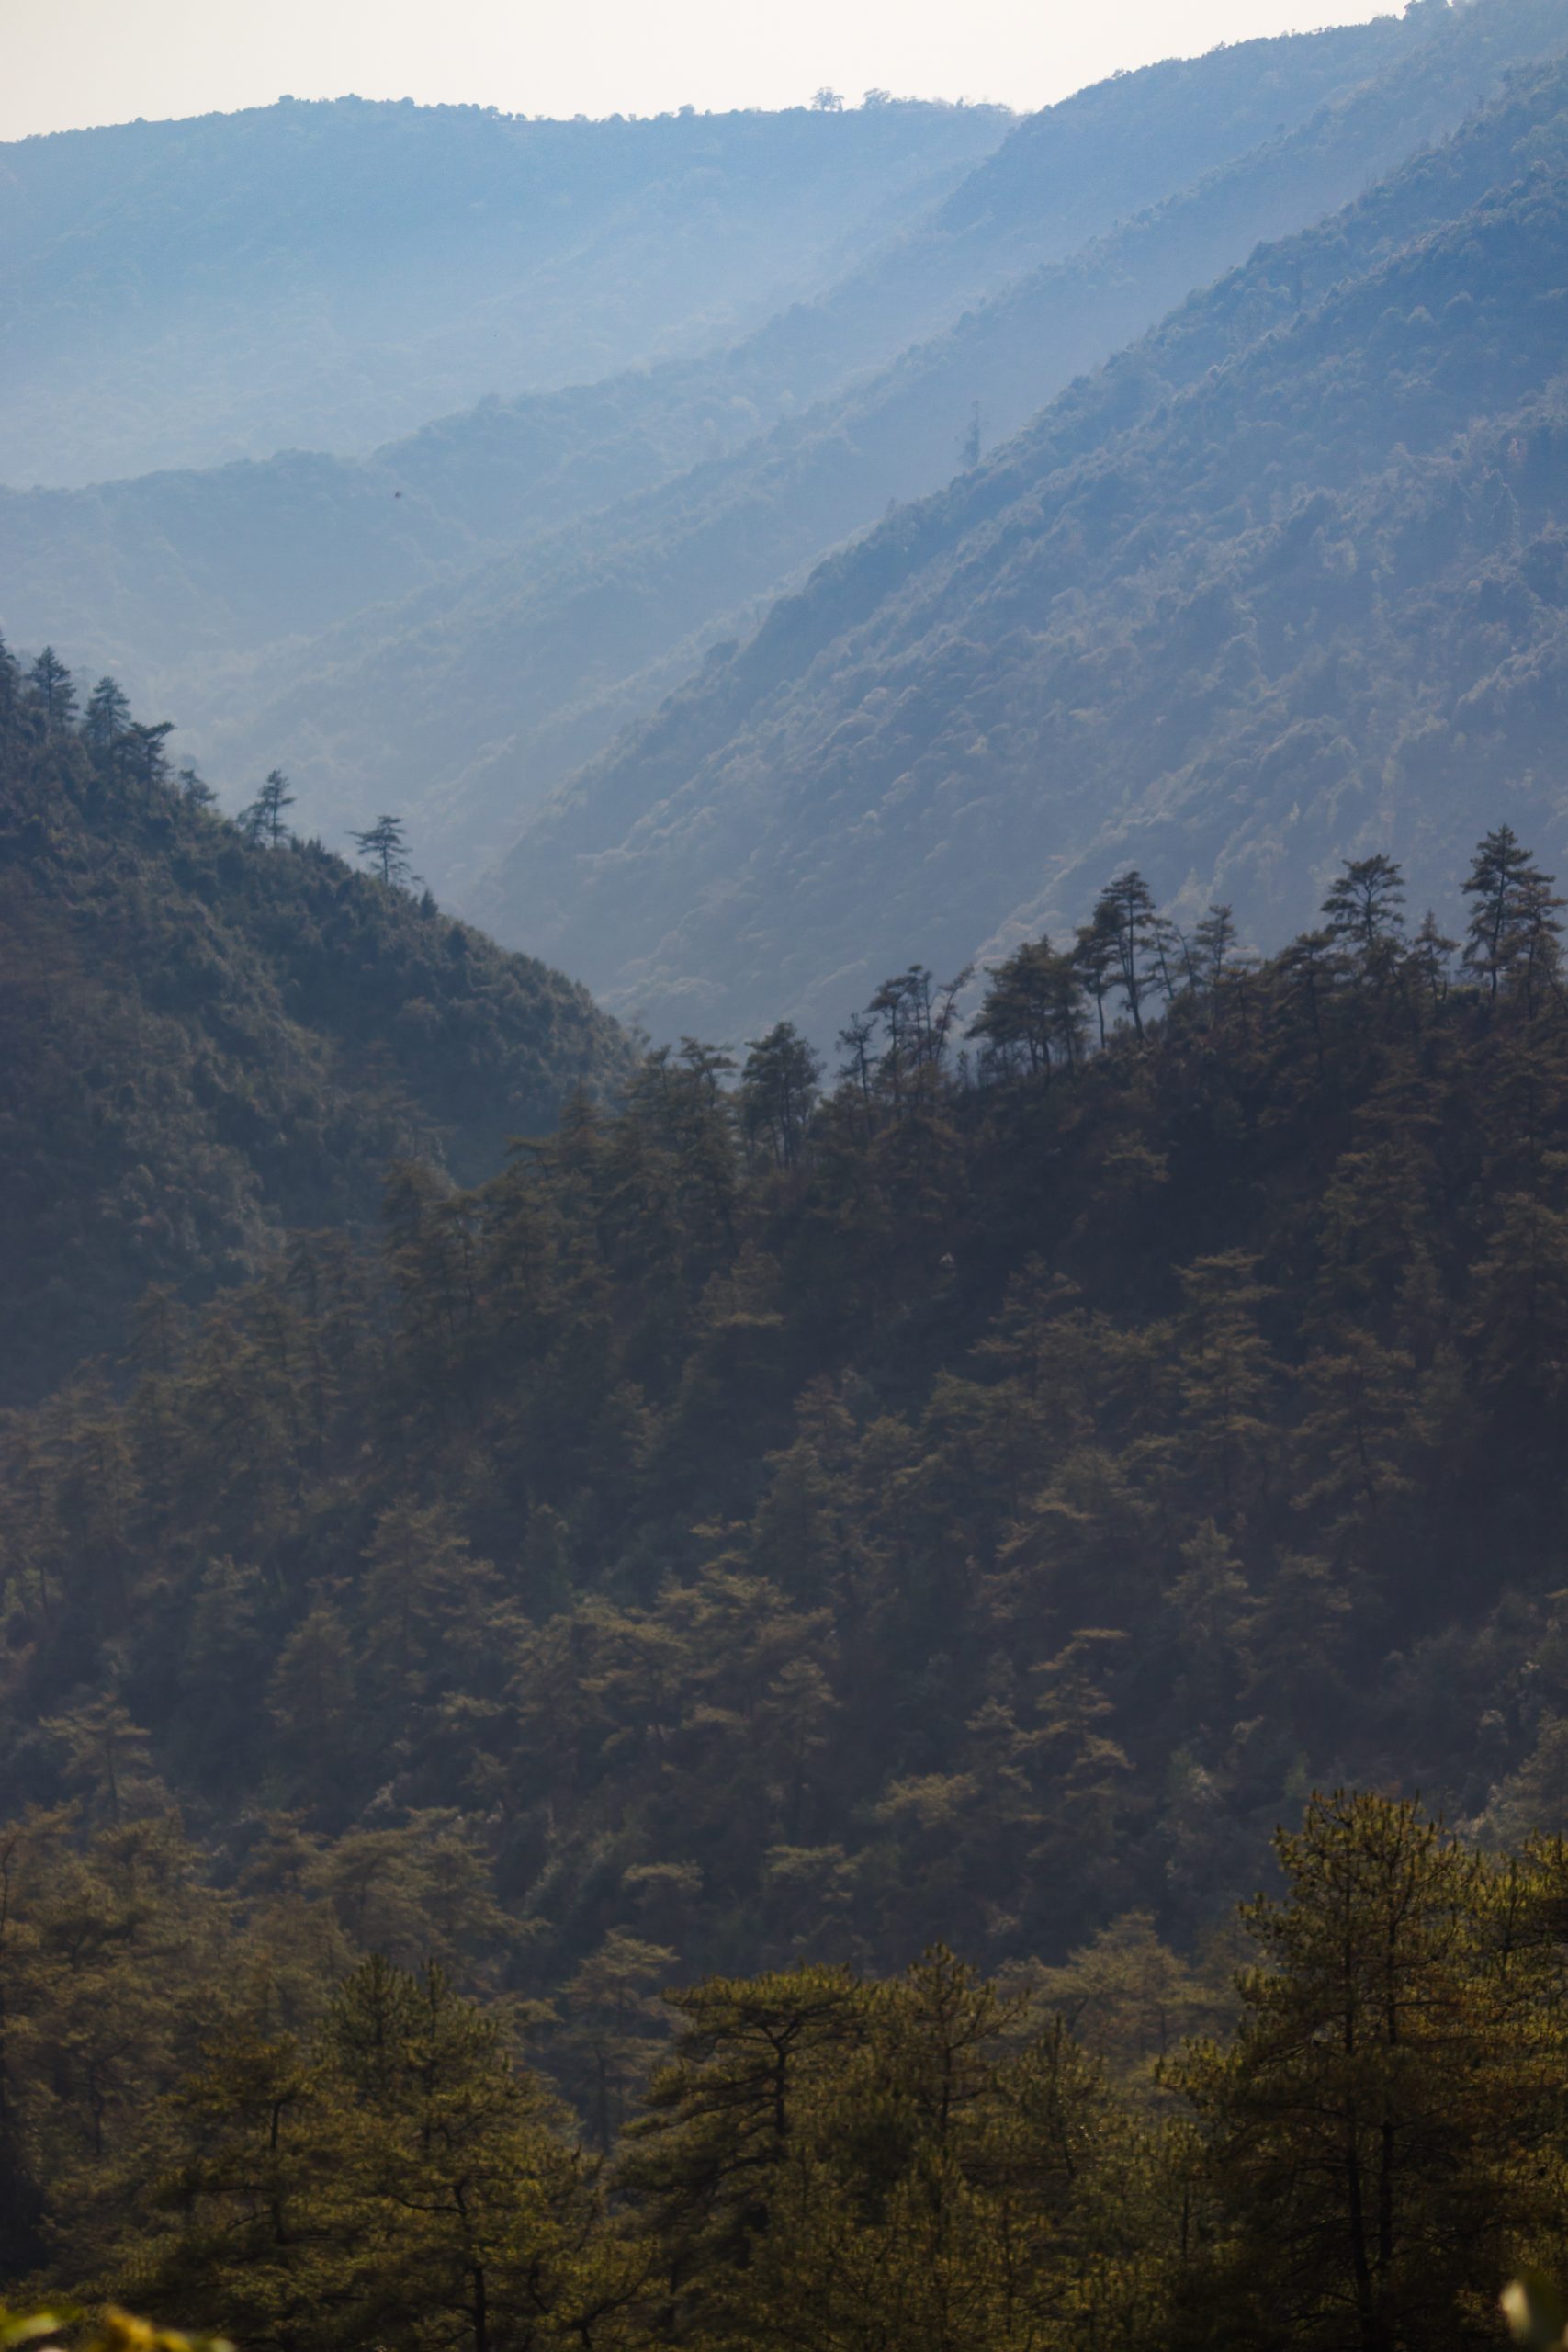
[
  {"x1": 14, "y1": 37, "x2": 1568, "y2": 2337},
  {"x1": 494, "y1": 38, "x2": 1568, "y2": 1037},
  {"x1": 6, "y1": 6, "x2": 1568, "y2": 1051},
  {"x1": 9, "y1": 6, "x2": 1562, "y2": 962},
  {"x1": 0, "y1": 96, "x2": 1011, "y2": 484}
]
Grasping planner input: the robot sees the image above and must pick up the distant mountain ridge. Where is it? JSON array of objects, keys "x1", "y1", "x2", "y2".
[
  {"x1": 310, "y1": 0, "x2": 1568, "y2": 900},
  {"x1": 0, "y1": 96, "x2": 1010, "y2": 486},
  {"x1": 5, "y1": 2, "x2": 1550, "y2": 905},
  {"x1": 485, "y1": 49, "x2": 1568, "y2": 1042},
  {"x1": 0, "y1": 16, "x2": 1422, "y2": 678}
]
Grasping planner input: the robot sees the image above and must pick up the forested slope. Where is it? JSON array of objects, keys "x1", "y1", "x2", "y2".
[
  {"x1": 0, "y1": 647, "x2": 629, "y2": 1401},
  {"x1": 8, "y1": 829, "x2": 1568, "y2": 2056},
  {"x1": 279, "y1": 0, "x2": 1566, "y2": 901},
  {"x1": 492, "y1": 52, "x2": 1568, "y2": 1040},
  {"x1": 0, "y1": 96, "x2": 1011, "y2": 486},
  {"x1": 8, "y1": 1790, "x2": 1568, "y2": 2352}
]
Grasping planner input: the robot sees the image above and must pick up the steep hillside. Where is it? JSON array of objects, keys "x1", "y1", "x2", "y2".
[
  {"x1": 625, "y1": 9, "x2": 1434, "y2": 429},
  {"x1": 6, "y1": 843, "x2": 1568, "y2": 2059},
  {"x1": 491, "y1": 55, "x2": 1568, "y2": 1041},
  {"x1": 0, "y1": 646, "x2": 630, "y2": 1403},
  {"x1": 258, "y1": 0, "x2": 1568, "y2": 901},
  {"x1": 0, "y1": 96, "x2": 1010, "y2": 486},
  {"x1": 0, "y1": 14, "x2": 1438, "y2": 738}
]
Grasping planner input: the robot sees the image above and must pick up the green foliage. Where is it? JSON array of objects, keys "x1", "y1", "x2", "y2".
[
  {"x1": 0, "y1": 651, "x2": 630, "y2": 1400},
  {"x1": 10, "y1": 679, "x2": 1568, "y2": 2344},
  {"x1": 7, "y1": 826, "x2": 1568, "y2": 2043},
  {"x1": 12, "y1": 1803, "x2": 1568, "y2": 2351}
]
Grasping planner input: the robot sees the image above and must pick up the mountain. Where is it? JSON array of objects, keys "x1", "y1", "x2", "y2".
[
  {"x1": 0, "y1": 14, "x2": 1421, "y2": 648},
  {"x1": 0, "y1": 96, "x2": 1010, "y2": 487},
  {"x1": 0, "y1": 647, "x2": 630, "y2": 1404},
  {"x1": 274, "y1": 0, "x2": 1568, "y2": 905},
  {"x1": 0, "y1": 18, "x2": 1430, "y2": 754},
  {"x1": 488, "y1": 50, "x2": 1568, "y2": 1043},
  {"x1": 6, "y1": 837, "x2": 1568, "y2": 2100},
  {"x1": 7, "y1": 1, "x2": 1552, "y2": 905}
]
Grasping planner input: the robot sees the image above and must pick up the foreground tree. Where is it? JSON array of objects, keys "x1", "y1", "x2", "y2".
[{"x1": 1171, "y1": 1792, "x2": 1553, "y2": 2352}]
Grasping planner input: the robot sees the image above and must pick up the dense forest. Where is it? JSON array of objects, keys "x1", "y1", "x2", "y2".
[
  {"x1": 0, "y1": 642, "x2": 629, "y2": 1401},
  {"x1": 6, "y1": 1795, "x2": 1568, "y2": 2352},
  {"x1": 9, "y1": 789, "x2": 1568, "y2": 2338},
  {"x1": 12, "y1": 26, "x2": 1568, "y2": 2348},
  {"x1": 495, "y1": 41, "x2": 1568, "y2": 1039}
]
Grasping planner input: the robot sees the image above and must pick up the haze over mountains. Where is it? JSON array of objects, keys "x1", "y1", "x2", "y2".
[
  {"x1": 19, "y1": 21, "x2": 1568, "y2": 2337},
  {"x1": 6, "y1": 0, "x2": 1568, "y2": 1049},
  {"x1": 0, "y1": 14, "x2": 1428, "y2": 820},
  {"x1": 189, "y1": 0, "x2": 1568, "y2": 916},
  {"x1": 0, "y1": 96, "x2": 1012, "y2": 484},
  {"x1": 6, "y1": 0, "x2": 1561, "y2": 978},
  {"x1": 500, "y1": 39, "x2": 1568, "y2": 1035}
]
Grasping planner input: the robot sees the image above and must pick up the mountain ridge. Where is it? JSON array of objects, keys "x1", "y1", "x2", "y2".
[
  {"x1": 484, "y1": 47, "x2": 1568, "y2": 1040},
  {"x1": 0, "y1": 95, "x2": 1011, "y2": 487},
  {"x1": 2, "y1": 6, "x2": 1509, "y2": 895}
]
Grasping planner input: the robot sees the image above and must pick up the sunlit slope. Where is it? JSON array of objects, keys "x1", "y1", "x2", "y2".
[
  {"x1": 488, "y1": 56, "x2": 1568, "y2": 1041},
  {"x1": 24, "y1": 0, "x2": 1551, "y2": 906}
]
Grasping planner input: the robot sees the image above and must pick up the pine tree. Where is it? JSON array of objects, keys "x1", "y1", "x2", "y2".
[
  {"x1": 125, "y1": 719, "x2": 175, "y2": 808},
  {"x1": 351, "y1": 811, "x2": 412, "y2": 887},
  {"x1": 83, "y1": 677, "x2": 131, "y2": 770},
  {"x1": 239, "y1": 770, "x2": 297, "y2": 849},
  {"x1": 0, "y1": 634, "x2": 20, "y2": 749},
  {"x1": 26, "y1": 648, "x2": 76, "y2": 730},
  {"x1": 1463, "y1": 828, "x2": 1562, "y2": 1008},
  {"x1": 739, "y1": 1024, "x2": 821, "y2": 1170},
  {"x1": 1092, "y1": 870, "x2": 1166, "y2": 1037},
  {"x1": 321, "y1": 1958, "x2": 622, "y2": 2352},
  {"x1": 1073, "y1": 900, "x2": 1122, "y2": 1047},
  {"x1": 177, "y1": 763, "x2": 218, "y2": 808},
  {"x1": 1322, "y1": 854, "x2": 1406, "y2": 977},
  {"x1": 1172, "y1": 1792, "x2": 1542, "y2": 2352}
]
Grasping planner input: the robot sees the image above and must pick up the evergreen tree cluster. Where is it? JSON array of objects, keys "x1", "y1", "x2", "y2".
[
  {"x1": 0, "y1": 645, "x2": 631, "y2": 1402},
  {"x1": 8, "y1": 792, "x2": 1568, "y2": 2090},
  {"x1": 6, "y1": 1793, "x2": 1568, "y2": 2352}
]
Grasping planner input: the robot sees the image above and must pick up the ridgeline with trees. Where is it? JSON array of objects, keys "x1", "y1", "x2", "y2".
[
  {"x1": 8, "y1": 713, "x2": 1568, "y2": 2333},
  {"x1": 14, "y1": 29, "x2": 1568, "y2": 2347},
  {"x1": 0, "y1": 643, "x2": 631, "y2": 1402},
  {"x1": 492, "y1": 41, "x2": 1568, "y2": 1040}
]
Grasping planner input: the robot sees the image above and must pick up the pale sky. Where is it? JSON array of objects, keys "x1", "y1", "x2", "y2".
[{"x1": 3, "y1": 0, "x2": 1399, "y2": 143}]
